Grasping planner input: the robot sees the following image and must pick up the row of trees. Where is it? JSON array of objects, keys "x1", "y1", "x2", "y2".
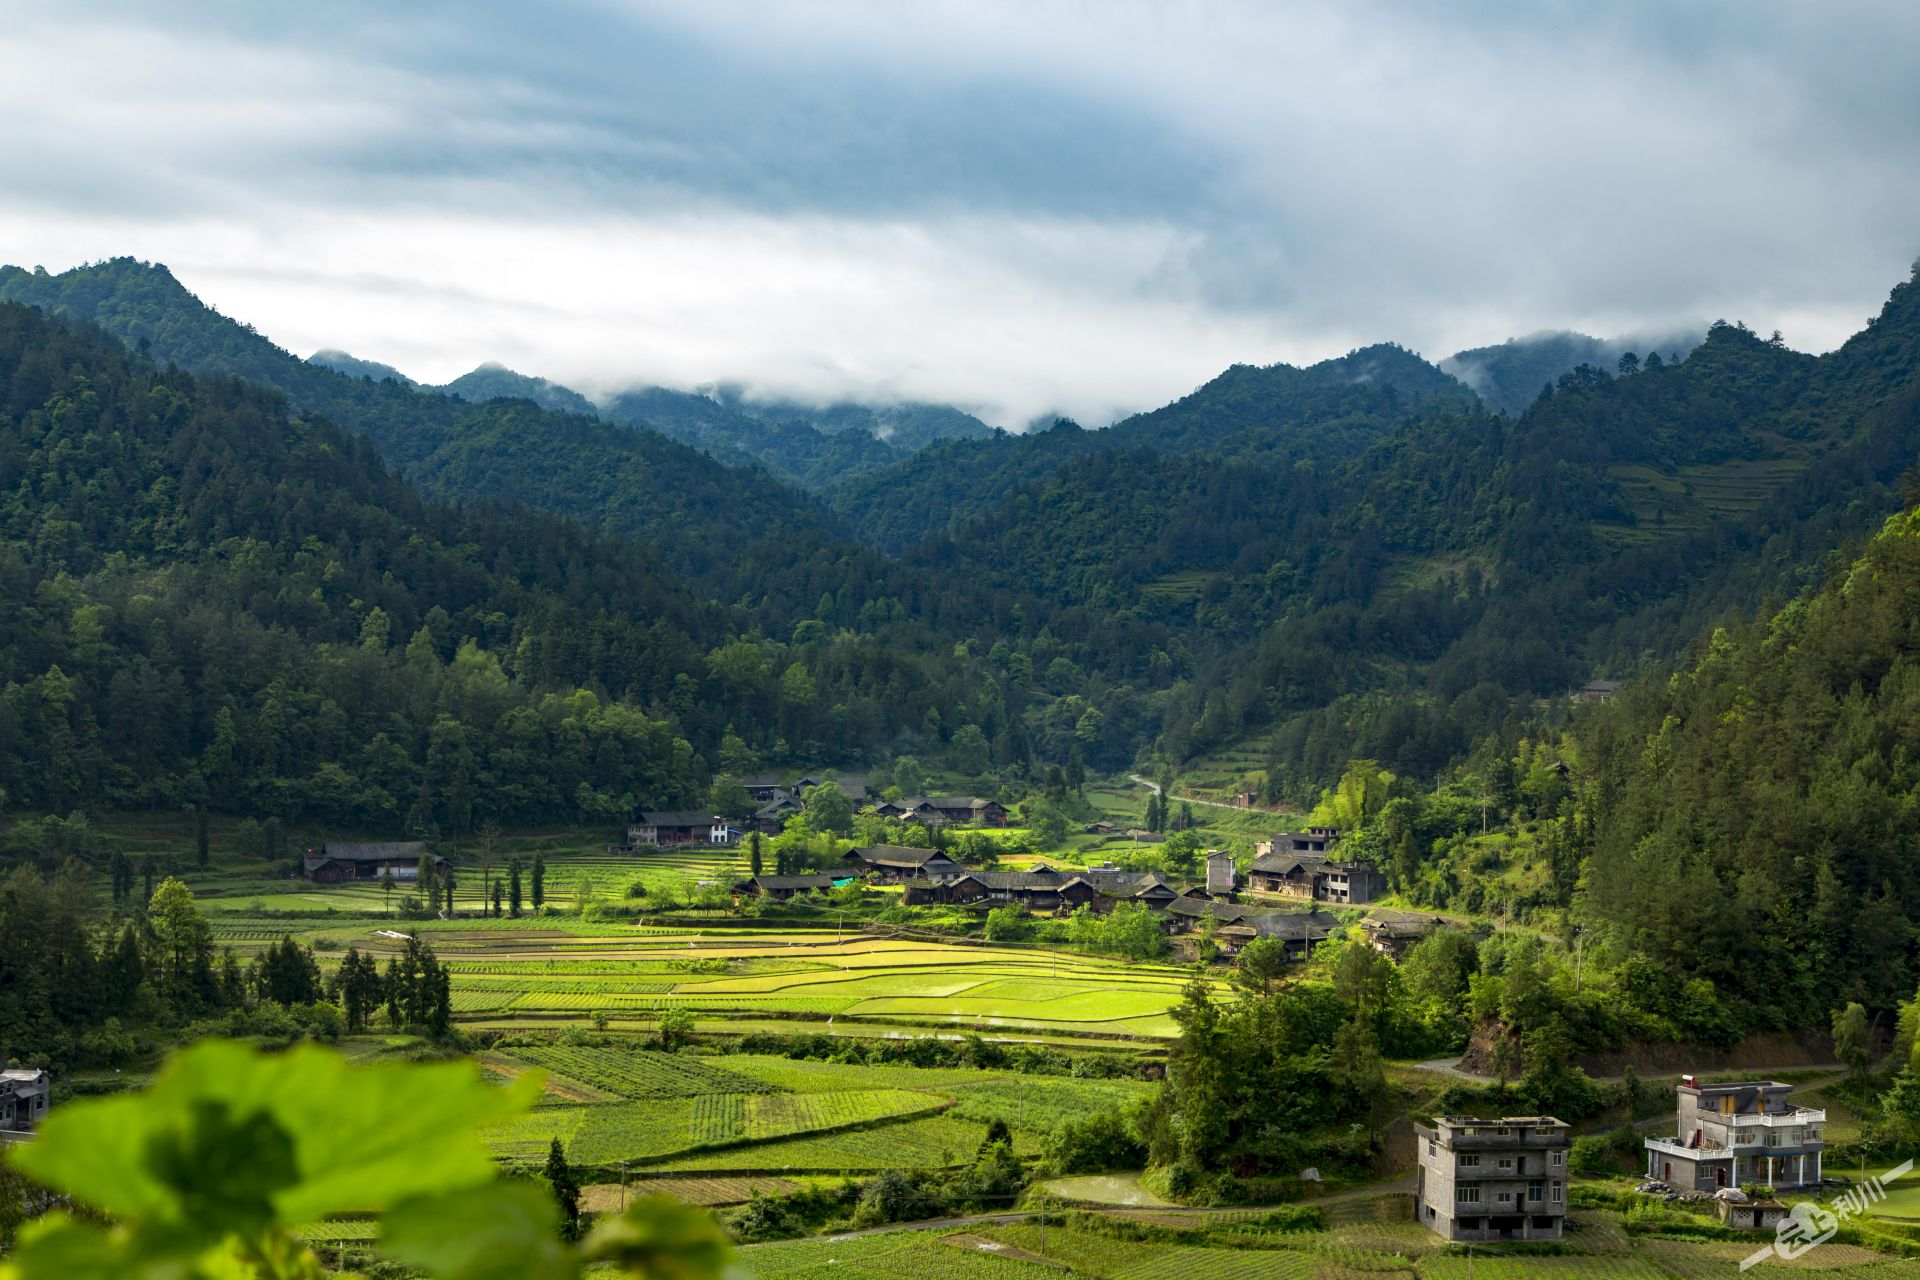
[{"x1": 0, "y1": 861, "x2": 454, "y2": 1069}]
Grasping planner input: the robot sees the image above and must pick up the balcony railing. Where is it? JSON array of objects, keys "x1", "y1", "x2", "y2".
[
  {"x1": 1729, "y1": 1108, "x2": 1825, "y2": 1128},
  {"x1": 1446, "y1": 1131, "x2": 1569, "y2": 1150}
]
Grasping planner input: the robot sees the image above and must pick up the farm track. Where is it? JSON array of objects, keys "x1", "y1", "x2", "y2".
[{"x1": 819, "y1": 1175, "x2": 1418, "y2": 1239}]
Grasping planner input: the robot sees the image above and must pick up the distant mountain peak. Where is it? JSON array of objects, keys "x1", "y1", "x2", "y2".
[
  {"x1": 309, "y1": 349, "x2": 415, "y2": 385},
  {"x1": 438, "y1": 363, "x2": 598, "y2": 417}
]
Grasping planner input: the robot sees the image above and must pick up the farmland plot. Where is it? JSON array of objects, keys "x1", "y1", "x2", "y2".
[
  {"x1": 500, "y1": 1044, "x2": 778, "y2": 1098},
  {"x1": 498, "y1": 1088, "x2": 948, "y2": 1165}
]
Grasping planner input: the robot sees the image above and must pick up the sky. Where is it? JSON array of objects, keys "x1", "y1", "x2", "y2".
[{"x1": 3, "y1": 1, "x2": 1918, "y2": 428}]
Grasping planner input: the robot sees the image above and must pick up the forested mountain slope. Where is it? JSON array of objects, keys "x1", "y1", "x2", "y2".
[
  {"x1": 0, "y1": 264, "x2": 1187, "y2": 779},
  {"x1": 925, "y1": 268, "x2": 1920, "y2": 791},
  {"x1": 0, "y1": 261, "x2": 843, "y2": 587},
  {"x1": 0, "y1": 305, "x2": 1024, "y2": 825},
  {"x1": 832, "y1": 344, "x2": 1477, "y2": 553},
  {"x1": 1579, "y1": 498, "x2": 1920, "y2": 1019}
]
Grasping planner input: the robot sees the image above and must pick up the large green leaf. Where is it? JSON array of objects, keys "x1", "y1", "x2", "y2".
[
  {"x1": 8, "y1": 1040, "x2": 542, "y2": 1234},
  {"x1": 582, "y1": 1198, "x2": 734, "y2": 1280},
  {"x1": 0, "y1": 1213, "x2": 261, "y2": 1280},
  {"x1": 381, "y1": 1182, "x2": 576, "y2": 1280}
]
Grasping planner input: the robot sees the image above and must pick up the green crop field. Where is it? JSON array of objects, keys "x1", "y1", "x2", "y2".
[
  {"x1": 499, "y1": 1045, "x2": 780, "y2": 1098},
  {"x1": 206, "y1": 901, "x2": 1223, "y2": 1040},
  {"x1": 740, "y1": 1231, "x2": 1066, "y2": 1280},
  {"x1": 487, "y1": 1087, "x2": 945, "y2": 1165}
]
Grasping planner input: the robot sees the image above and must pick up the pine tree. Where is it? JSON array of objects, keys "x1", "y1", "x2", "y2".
[
  {"x1": 544, "y1": 1137, "x2": 582, "y2": 1240},
  {"x1": 509, "y1": 858, "x2": 523, "y2": 918},
  {"x1": 490, "y1": 881, "x2": 504, "y2": 918},
  {"x1": 749, "y1": 832, "x2": 764, "y2": 878},
  {"x1": 531, "y1": 854, "x2": 546, "y2": 913},
  {"x1": 416, "y1": 854, "x2": 438, "y2": 911}
]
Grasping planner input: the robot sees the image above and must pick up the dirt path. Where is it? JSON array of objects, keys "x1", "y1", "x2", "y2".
[
  {"x1": 1129, "y1": 774, "x2": 1262, "y2": 813},
  {"x1": 814, "y1": 1173, "x2": 1416, "y2": 1240},
  {"x1": 1409, "y1": 1058, "x2": 1846, "y2": 1085}
]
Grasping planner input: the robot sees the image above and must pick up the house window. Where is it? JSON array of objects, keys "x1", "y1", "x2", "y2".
[
  {"x1": 1528, "y1": 1184, "x2": 1543, "y2": 1203},
  {"x1": 1495, "y1": 1191, "x2": 1513, "y2": 1205},
  {"x1": 1457, "y1": 1187, "x2": 1481, "y2": 1204},
  {"x1": 1458, "y1": 1154, "x2": 1479, "y2": 1168},
  {"x1": 1496, "y1": 1157, "x2": 1513, "y2": 1171},
  {"x1": 1428, "y1": 1141, "x2": 1437, "y2": 1157},
  {"x1": 1550, "y1": 1151, "x2": 1565, "y2": 1168},
  {"x1": 1551, "y1": 1183, "x2": 1563, "y2": 1204}
]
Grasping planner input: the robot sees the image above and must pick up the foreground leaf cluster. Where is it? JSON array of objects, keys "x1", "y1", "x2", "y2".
[{"x1": 1, "y1": 1040, "x2": 732, "y2": 1280}]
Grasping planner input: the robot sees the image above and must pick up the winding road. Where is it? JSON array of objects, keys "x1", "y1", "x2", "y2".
[{"x1": 1128, "y1": 774, "x2": 1276, "y2": 813}]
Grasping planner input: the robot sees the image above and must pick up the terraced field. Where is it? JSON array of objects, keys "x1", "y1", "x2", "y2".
[{"x1": 211, "y1": 908, "x2": 1219, "y2": 1041}]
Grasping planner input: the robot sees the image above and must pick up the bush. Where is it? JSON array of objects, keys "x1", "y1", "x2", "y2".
[{"x1": 1047, "y1": 1109, "x2": 1147, "y2": 1174}]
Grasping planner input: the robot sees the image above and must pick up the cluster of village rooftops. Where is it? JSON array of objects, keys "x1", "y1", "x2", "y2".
[
  {"x1": 728, "y1": 825, "x2": 1419, "y2": 960},
  {"x1": 295, "y1": 792, "x2": 1436, "y2": 961}
]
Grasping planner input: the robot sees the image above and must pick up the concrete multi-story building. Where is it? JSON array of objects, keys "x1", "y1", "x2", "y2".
[
  {"x1": 1413, "y1": 1115, "x2": 1570, "y2": 1241},
  {"x1": 1643, "y1": 1077, "x2": 1825, "y2": 1191}
]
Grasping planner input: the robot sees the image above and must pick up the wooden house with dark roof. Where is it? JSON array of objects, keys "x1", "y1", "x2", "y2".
[
  {"x1": 627, "y1": 811, "x2": 734, "y2": 848},
  {"x1": 733, "y1": 874, "x2": 837, "y2": 901},
  {"x1": 843, "y1": 844, "x2": 962, "y2": 883},
  {"x1": 1217, "y1": 908, "x2": 1339, "y2": 960},
  {"x1": 901, "y1": 868, "x2": 1097, "y2": 912},
  {"x1": 872, "y1": 796, "x2": 1007, "y2": 827},
  {"x1": 1364, "y1": 913, "x2": 1452, "y2": 959},
  {"x1": 303, "y1": 841, "x2": 444, "y2": 884},
  {"x1": 752, "y1": 793, "x2": 805, "y2": 833}
]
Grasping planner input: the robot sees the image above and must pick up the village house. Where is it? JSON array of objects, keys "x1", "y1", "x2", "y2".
[
  {"x1": 1215, "y1": 908, "x2": 1339, "y2": 960},
  {"x1": 303, "y1": 841, "x2": 447, "y2": 884},
  {"x1": 0, "y1": 1068, "x2": 51, "y2": 1136},
  {"x1": 1246, "y1": 849, "x2": 1386, "y2": 904},
  {"x1": 1714, "y1": 1192, "x2": 1789, "y2": 1231},
  {"x1": 1414, "y1": 1115, "x2": 1570, "y2": 1242},
  {"x1": 872, "y1": 796, "x2": 1008, "y2": 827},
  {"x1": 1162, "y1": 896, "x2": 1252, "y2": 933},
  {"x1": 1090, "y1": 872, "x2": 1179, "y2": 912},
  {"x1": 739, "y1": 775, "x2": 790, "y2": 804},
  {"x1": 752, "y1": 793, "x2": 804, "y2": 833},
  {"x1": 732, "y1": 873, "x2": 837, "y2": 901},
  {"x1": 1574, "y1": 679, "x2": 1623, "y2": 704},
  {"x1": 1205, "y1": 851, "x2": 1237, "y2": 895},
  {"x1": 1364, "y1": 913, "x2": 1452, "y2": 959},
  {"x1": 626, "y1": 811, "x2": 735, "y2": 848},
  {"x1": 903, "y1": 869, "x2": 1099, "y2": 913},
  {"x1": 843, "y1": 844, "x2": 962, "y2": 883},
  {"x1": 1256, "y1": 827, "x2": 1342, "y2": 857},
  {"x1": 795, "y1": 774, "x2": 869, "y2": 803},
  {"x1": 1644, "y1": 1077, "x2": 1826, "y2": 1192}
]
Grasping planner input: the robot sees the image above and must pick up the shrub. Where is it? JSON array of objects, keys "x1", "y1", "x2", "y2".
[{"x1": 1047, "y1": 1109, "x2": 1147, "y2": 1174}]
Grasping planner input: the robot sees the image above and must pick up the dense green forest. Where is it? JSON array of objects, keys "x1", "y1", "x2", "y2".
[
  {"x1": 5, "y1": 258, "x2": 1919, "y2": 807},
  {"x1": 1579, "y1": 499, "x2": 1920, "y2": 1019},
  {"x1": 830, "y1": 342, "x2": 1478, "y2": 555},
  {"x1": 1439, "y1": 327, "x2": 1703, "y2": 415},
  {"x1": 908, "y1": 271, "x2": 1920, "y2": 791},
  {"x1": 0, "y1": 304, "x2": 1020, "y2": 824}
]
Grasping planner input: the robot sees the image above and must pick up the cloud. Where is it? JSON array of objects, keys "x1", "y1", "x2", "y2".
[{"x1": 1, "y1": 0, "x2": 1916, "y2": 425}]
